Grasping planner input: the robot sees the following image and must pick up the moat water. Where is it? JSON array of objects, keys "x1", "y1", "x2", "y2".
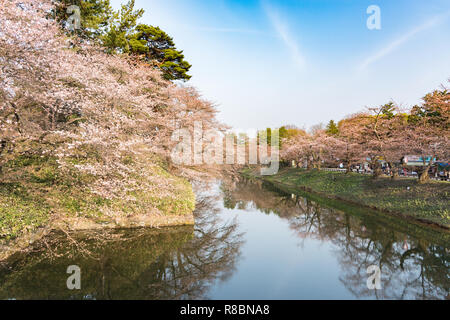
[{"x1": 0, "y1": 178, "x2": 448, "y2": 299}]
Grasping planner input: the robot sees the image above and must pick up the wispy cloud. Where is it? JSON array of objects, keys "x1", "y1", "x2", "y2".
[
  {"x1": 359, "y1": 13, "x2": 450, "y2": 71},
  {"x1": 262, "y1": 1, "x2": 305, "y2": 69},
  {"x1": 188, "y1": 26, "x2": 268, "y2": 35}
]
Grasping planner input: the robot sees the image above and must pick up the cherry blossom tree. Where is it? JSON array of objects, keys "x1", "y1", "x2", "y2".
[
  {"x1": 279, "y1": 87, "x2": 449, "y2": 183},
  {"x1": 404, "y1": 87, "x2": 449, "y2": 182},
  {"x1": 0, "y1": 0, "x2": 223, "y2": 214}
]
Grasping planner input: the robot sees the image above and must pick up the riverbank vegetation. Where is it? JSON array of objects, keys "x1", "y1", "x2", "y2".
[
  {"x1": 0, "y1": 0, "x2": 222, "y2": 244},
  {"x1": 276, "y1": 88, "x2": 449, "y2": 183},
  {"x1": 242, "y1": 167, "x2": 450, "y2": 229},
  {"x1": 250, "y1": 71, "x2": 450, "y2": 228}
]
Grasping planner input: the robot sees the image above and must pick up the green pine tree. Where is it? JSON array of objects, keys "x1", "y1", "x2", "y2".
[
  {"x1": 53, "y1": 0, "x2": 112, "y2": 39},
  {"x1": 326, "y1": 120, "x2": 339, "y2": 136},
  {"x1": 129, "y1": 24, "x2": 192, "y2": 81},
  {"x1": 53, "y1": 0, "x2": 192, "y2": 81},
  {"x1": 101, "y1": 0, "x2": 144, "y2": 54}
]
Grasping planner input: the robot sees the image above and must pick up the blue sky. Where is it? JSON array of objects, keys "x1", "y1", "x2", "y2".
[{"x1": 111, "y1": 0, "x2": 450, "y2": 130}]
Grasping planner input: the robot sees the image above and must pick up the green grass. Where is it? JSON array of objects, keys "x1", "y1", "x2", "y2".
[
  {"x1": 0, "y1": 183, "x2": 50, "y2": 239},
  {"x1": 242, "y1": 167, "x2": 450, "y2": 228},
  {"x1": 0, "y1": 151, "x2": 195, "y2": 242}
]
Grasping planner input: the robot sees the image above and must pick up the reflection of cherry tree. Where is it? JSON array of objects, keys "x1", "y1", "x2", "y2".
[
  {"x1": 144, "y1": 191, "x2": 244, "y2": 299},
  {"x1": 221, "y1": 178, "x2": 449, "y2": 300},
  {"x1": 0, "y1": 190, "x2": 243, "y2": 300},
  {"x1": 335, "y1": 236, "x2": 449, "y2": 299}
]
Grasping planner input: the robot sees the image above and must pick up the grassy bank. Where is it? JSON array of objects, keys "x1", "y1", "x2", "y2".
[
  {"x1": 242, "y1": 167, "x2": 450, "y2": 229},
  {"x1": 0, "y1": 153, "x2": 195, "y2": 246}
]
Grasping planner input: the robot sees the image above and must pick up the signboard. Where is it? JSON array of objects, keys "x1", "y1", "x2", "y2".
[{"x1": 403, "y1": 155, "x2": 435, "y2": 166}]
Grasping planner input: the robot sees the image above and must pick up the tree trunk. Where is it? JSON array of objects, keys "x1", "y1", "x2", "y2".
[
  {"x1": 418, "y1": 165, "x2": 431, "y2": 184},
  {"x1": 372, "y1": 167, "x2": 382, "y2": 179},
  {"x1": 371, "y1": 160, "x2": 382, "y2": 179},
  {"x1": 0, "y1": 139, "x2": 6, "y2": 176},
  {"x1": 318, "y1": 149, "x2": 322, "y2": 170},
  {"x1": 391, "y1": 170, "x2": 399, "y2": 180},
  {"x1": 389, "y1": 162, "x2": 398, "y2": 180}
]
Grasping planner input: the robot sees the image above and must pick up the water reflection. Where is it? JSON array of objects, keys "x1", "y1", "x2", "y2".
[
  {"x1": 0, "y1": 191, "x2": 243, "y2": 300},
  {"x1": 221, "y1": 178, "x2": 449, "y2": 300},
  {"x1": 0, "y1": 178, "x2": 448, "y2": 299}
]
